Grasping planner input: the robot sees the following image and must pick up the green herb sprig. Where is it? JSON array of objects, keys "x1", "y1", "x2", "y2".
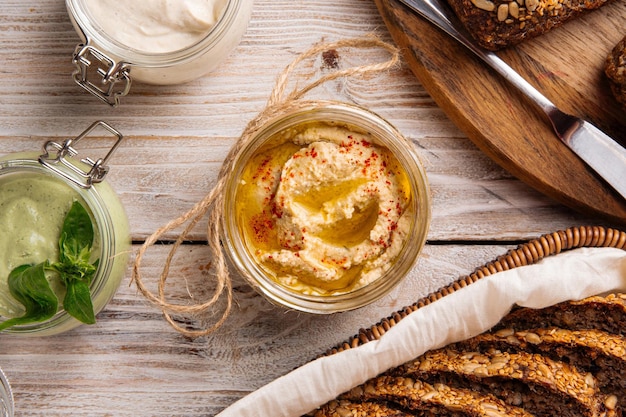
[
  {"x1": 0, "y1": 263, "x2": 58, "y2": 331},
  {"x1": 0, "y1": 201, "x2": 99, "y2": 331}
]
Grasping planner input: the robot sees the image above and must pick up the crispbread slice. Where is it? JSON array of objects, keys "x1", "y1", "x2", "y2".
[
  {"x1": 457, "y1": 327, "x2": 626, "y2": 399},
  {"x1": 396, "y1": 349, "x2": 617, "y2": 417},
  {"x1": 338, "y1": 375, "x2": 534, "y2": 416},
  {"x1": 493, "y1": 293, "x2": 626, "y2": 336}
]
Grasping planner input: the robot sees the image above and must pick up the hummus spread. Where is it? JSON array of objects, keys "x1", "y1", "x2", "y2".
[
  {"x1": 83, "y1": 0, "x2": 228, "y2": 53},
  {"x1": 236, "y1": 122, "x2": 413, "y2": 295}
]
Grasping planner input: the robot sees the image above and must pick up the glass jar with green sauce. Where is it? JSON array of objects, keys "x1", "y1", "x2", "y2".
[
  {"x1": 0, "y1": 121, "x2": 131, "y2": 336},
  {"x1": 0, "y1": 367, "x2": 12, "y2": 417}
]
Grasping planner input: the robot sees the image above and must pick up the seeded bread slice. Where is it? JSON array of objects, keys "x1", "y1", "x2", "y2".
[
  {"x1": 492, "y1": 293, "x2": 626, "y2": 335},
  {"x1": 337, "y1": 375, "x2": 534, "y2": 416},
  {"x1": 605, "y1": 35, "x2": 626, "y2": 108},
  {"x1": 456, "y1": 327, "x2": 626, "y2": 399},
  {"x1": 312, "y1": 399, "x2": 413, "y2": 417},
  {"x1": 396, "y1": 349, "x2": 617, "y2": 417},
  {"x1": 445, "y1": 0, "x2": 614, "y2": 50}
]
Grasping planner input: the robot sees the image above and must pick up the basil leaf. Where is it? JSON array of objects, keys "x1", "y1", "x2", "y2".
[
  {"x1": 52, "y1": 200, "x2": 99, "y2": 325},
  {"x1": 63, "y1": 280, "x2": 95, "y2": 325},
  {"x1": 58, "y1": 201, "x2": 94, "y2": 265},
  {"x1": 0, "y1": 263, "x2": 58, "y2": 331}
]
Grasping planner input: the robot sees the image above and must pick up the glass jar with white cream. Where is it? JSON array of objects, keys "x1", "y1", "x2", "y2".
[
  {"x1": 66, "y1": 0, "x2": 253, "y2": 105},
  {"x1": 222, "y1": 102, "x2": 431, "y2": 313},
  {"x1": 0, "y1": 121, "x2": 131, "y2": 336}
]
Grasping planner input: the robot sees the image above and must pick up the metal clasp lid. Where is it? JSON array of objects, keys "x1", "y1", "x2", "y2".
[
  {"x1": 72, "y1": 44, "x2": 131, "y2": 107},
  {"x1": 39, "y1": 121, "x2": 124, "y2": 189}
]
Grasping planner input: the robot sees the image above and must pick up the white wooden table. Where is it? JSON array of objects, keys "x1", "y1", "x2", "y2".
[{"x1": 0, "y1": 0, "x2": 615, "y2": 415}]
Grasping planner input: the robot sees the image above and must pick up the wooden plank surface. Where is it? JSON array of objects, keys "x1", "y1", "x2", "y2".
[
  {"x1": 0, "y1": 0, "x2": 619, "y2": 416},
  {"x1": 375, "y1": 0, "x2": 626, "y2": 223},
  {"x1": 0, "y1": 244, "x2": 520, "y2": 416}
]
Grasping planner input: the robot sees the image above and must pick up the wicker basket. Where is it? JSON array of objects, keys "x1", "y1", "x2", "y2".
[{"x1": 322, "y1": 225, "x2": 626, "y2": 356}]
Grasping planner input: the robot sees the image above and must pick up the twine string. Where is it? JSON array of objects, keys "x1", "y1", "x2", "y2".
[{"x1": 130, "y1": 34, "x2": 400, "y2": 338}]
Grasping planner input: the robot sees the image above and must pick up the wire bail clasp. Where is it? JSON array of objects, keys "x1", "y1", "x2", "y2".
[
  {"x1": 72, "y1": 44, "x2": 131, "y2": 107},
  {"x1": 39, "y1": 121, "x2": 124, "y2": 189}
]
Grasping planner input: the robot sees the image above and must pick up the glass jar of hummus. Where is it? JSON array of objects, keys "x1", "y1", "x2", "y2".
[
  {"x1": 222, "y1": 102, "x2": 431, "y2": 313},
  {"x1": 0, "y1": 121, "x2": 131, "y2": 336},
  {"x1": 0, "y1": 367, "x2": 12, "y2": 417},
  {"x1": 66, "y1": 0, "x2": 253, "y2": 105}
]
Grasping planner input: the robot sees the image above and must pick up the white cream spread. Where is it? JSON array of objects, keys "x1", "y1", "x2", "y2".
[
  {"x1": 83, "y1": 0, "x2": 228, "y2": 53},
  {"x1": 236, "y1": 123, "x2": 413, "y2": 296}
]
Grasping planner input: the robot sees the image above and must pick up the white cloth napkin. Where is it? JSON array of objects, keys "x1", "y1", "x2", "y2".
[{"x1": 217, "y1": 246, "x2": 626, "y2": 417}]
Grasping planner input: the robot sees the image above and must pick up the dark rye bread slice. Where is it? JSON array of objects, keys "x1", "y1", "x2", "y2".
[
  {"x1": 446, "y1": 0, "x2": 614, "y2": 50},
  {"x1": 335, "y1": 375, "x2": 534, "y2": 417},
  {"x1": 394, "y1": 349, "x2": 618, "y2": 417},
  {"x1": 456, "y1": 327, "x2": 626, "y2": 399},
  {"x1": 492, "y1": 293, "x2": 626, "y2": 336}
]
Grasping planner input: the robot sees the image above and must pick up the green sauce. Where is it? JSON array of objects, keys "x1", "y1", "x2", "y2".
[{"x1": 0, "y1": 171, "x2": 96, "y2": 318}]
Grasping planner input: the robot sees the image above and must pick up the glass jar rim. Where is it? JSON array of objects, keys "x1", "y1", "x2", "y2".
[
  {"x1": 222, "y1": 101, "x2": 431, "y2": 313},
  {"x1": 0, "y1": 367, "x2": 13, "y2": 417},
  {"x1": 66, "y1": 0, "x2": 243, "y2": 66}
]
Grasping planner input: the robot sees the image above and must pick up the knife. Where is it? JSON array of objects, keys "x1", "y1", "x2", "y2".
[{"x1": 396, "y1": 0, "x2": 626, "y2": 200}]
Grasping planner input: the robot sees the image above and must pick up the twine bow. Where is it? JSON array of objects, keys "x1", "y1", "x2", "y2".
[{"x1": 131, "y1": 34, "x2": 400, "y2": 338}]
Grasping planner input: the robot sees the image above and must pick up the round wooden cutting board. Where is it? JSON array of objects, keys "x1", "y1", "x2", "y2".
[{"x1": 375, "y1": 0, "x2": 626, "y2": 224}]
